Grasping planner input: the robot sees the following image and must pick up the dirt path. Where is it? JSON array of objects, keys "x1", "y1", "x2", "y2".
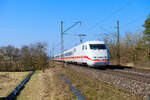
[
  {"x1": 41, "y1": 69, "x2": 57, "y2": 100},
  {"x1": 17, "y1": 68, "x2": 75, "y2": 100},
  {"x1": 41, "y1": 70, "x2": 52, "y2": 100},
  {"x1": 50, "y1": 71, "x2": 55, "y2": 100}
]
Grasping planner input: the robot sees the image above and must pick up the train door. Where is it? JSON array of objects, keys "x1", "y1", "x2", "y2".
[
  {"x1": 81, "y1": 45, "x2": 87, "y2": 64},
  {"x1": 73, "y1": 48, "x2": 76, "y2": 63}
]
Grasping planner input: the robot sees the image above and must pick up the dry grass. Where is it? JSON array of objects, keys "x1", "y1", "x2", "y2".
[
  {"x1": 110, "y1": 59, "x2": 150, "y2": 69},
  {"x1": 58, "y1": 67, "x2": 142, "y2": 100},
  {"x1": 135, "y1": 61, "x2": 150, "y2": 69},
  {"x1": 17, "y1": 68, "x2": 76, "y2": 100},
  {"x1": 17, "y1": 70, "x2": 43, "y2": 100},
  {"x1": 0, "y1": 72, "x2": 29, "y2": 97}
]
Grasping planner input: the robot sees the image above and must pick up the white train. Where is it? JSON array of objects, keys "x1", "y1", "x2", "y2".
[{"x1": 53, "y1": 41, "x2": 109, "y2": 67}]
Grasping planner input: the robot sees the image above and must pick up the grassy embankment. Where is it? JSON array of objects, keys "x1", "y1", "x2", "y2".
[
  {"x1": 57, "y1": 66, "x2": 142, "y2": 100},
  {"x1": 110, "y1": 59, "x2": 150, "y2": 69}
]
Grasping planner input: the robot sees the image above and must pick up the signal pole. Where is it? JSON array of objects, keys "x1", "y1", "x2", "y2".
[
  {"x1": 60, "y1": 21, "x2": 81, "y2": 67},
  {"x1": 61, "y1": 21, "x2": 64, "y2": 61},
  {"x1": 117, "y1": 20, "x2": 120, "y2": 66}
]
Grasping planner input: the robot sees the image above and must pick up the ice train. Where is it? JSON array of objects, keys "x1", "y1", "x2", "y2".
[{"x1": 53, "y1": 41, "x2": 109, "y2": 67}]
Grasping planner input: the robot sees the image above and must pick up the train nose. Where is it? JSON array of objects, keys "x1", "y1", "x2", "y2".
[{"x1": 87, "y1": 60, "x2": 109, "y2": 67}]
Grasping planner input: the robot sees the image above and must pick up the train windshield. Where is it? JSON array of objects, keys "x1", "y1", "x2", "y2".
[{"x1": 89, "y1": 44, "x2": 106, "y2": 50}]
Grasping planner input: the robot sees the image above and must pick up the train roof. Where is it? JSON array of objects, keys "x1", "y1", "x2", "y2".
[
  {"x1": 71, "y1": 40, "x2": 105, "y2": 50},
  {"x1": 69, "y1": 40, "x2": 105, "y2": 50},
  {"x1": 83, "y1": 41, "x2": 105, "y2": 44}
]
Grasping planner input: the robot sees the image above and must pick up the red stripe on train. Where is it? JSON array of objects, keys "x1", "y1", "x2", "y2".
[{"x1": 54, "y1": 56, "x2": 108, "y2": 61}]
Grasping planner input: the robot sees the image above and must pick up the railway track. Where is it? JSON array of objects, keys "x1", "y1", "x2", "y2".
[
  {"x1": 100, "y1": 69, "x2": 150, "y2": 84},
  {"x1": 70, "y1": 64, "x2": 150, "y2": 84},
  {"x1": 66, "y1": 64, "x2": 150, "y2": 99}
]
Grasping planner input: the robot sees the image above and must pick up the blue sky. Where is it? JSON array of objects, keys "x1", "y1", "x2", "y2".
[{"x1": 0, "y1": 0, "x2": 150, "y2": 54}]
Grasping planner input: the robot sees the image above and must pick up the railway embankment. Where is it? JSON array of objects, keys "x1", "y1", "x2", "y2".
[
  {"x1": 56, "y1": 65, "x2": 142, "y2": 100},
  {"x1": 66, "y1": 64, "x2": 150, "y2": 100}
]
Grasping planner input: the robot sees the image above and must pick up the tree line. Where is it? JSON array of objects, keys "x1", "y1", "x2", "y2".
[
  {"x1": 0, "y1": 42, "x2": 48, "y2": 71},
  {"x1": 101, "y1": 14, "x2": 150, "y2": 66}
]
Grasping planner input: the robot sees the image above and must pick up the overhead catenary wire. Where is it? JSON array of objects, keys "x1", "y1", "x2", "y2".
[
  {"x1": 120, "y1": 14, "x2": 150, "y2": 30},
  {"x1": 64, "y1": 34, "x2": 81, "y2": 49},
  {"x1": 51, "y1": 33, "x2": 80, "y2": 55},
  {"x1": 84, "y1": 0, "x2": 135, "y2": 35},
  {"x1": 58, "y1": 1, "x2": 133, "y2": 48},
  {"x1": 50, "y1": 31, "x2": 82, "y2": 55}
]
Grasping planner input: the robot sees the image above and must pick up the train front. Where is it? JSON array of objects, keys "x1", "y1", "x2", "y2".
[{"x1": 87, "y1": 43, "x2": 109, "y2": 67}]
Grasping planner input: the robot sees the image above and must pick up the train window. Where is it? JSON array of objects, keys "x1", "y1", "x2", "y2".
[
  {"x1": 82, "y1": 45, "x2": 84, "y2": 50},
  {"x1": 74, "y1": 48, "x2": 76, "y2": 52},
  {"x1": 85, "y1": 45, "x2": 87, "y2": 50},
  {"x1": 89, "y1": 44, "x2": 106, "y2": 50},
  {"x1": 64, "y1": 51, "x2": 72, "y2": 56}
]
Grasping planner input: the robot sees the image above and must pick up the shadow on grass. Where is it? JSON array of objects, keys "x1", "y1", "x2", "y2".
[
  {"x1": 0, "y1": 70, "x2": 35, "y2": 72},
  {"x1": 0, "y1": 74, "x2": 9, "y2": 78},
  {"x1": 66, "y1": 62, "x2": 132, "y2": 70}
]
